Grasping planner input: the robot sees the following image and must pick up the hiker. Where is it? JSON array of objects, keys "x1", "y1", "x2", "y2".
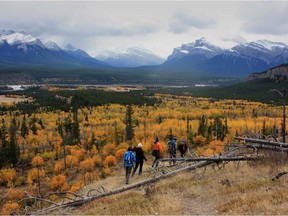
[
  {"x1": 123, "y1": 146, "x2": 136, "y2": 184},
  {"x1": 152, "y1": 137, "x2": 163, "y2": 168},
  {"x1": 178, "y1": 139, "x2": 188, "y2": 158},
  {"x1": 168, "y1": 136, "x2": 177, "y2": 165},
  {"x1": 132, "y1": 143, "x2": 147, "y2": 176}
]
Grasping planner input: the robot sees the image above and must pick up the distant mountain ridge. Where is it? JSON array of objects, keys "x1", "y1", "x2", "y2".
[
  {"x1": 164, "y1": 38, "x2": 288, "y2": 78},
  {"x1": 166, "y1": 37, "x2": 224, "y2": 63},
  {"x1": 0, "y1": 30, "x2": 107, "y2": 68},
  {"x1": 1, "y1": 30, "x2": 288, "y2": 84},
  {"x1": 94, "y1": 46, "x2": 165, "y2": 67}
]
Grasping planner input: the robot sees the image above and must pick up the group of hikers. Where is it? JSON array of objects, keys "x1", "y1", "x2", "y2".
[{"x1": 123, "y1": 137, "x2": 188, "y2": 184}]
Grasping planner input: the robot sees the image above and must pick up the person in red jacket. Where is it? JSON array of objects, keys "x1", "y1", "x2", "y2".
[{"x1": 151, "y1": 137, "x2": 163, "y2": 168}]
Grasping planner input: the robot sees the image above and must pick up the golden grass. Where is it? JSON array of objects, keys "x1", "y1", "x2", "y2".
[
  {"x1": 0, "y1": 95, "x2": 32, "y2": 104},
  {"x1": 72, "y1": 160, "x2": 288, "y2": 215}
]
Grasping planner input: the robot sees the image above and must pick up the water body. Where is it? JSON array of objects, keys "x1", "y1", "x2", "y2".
[{"x1": 2, "y1": 84, "x2": 211, "y2": 92}]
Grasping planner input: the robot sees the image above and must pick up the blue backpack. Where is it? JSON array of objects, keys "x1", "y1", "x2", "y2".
[{"x1": 124, "y1": 152, "x2": 132, "y2": 164}]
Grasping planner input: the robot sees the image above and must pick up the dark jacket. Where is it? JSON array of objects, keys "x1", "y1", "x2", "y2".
[{"x1": 133, "y1": 146, "x2": 147, "y2": 161}]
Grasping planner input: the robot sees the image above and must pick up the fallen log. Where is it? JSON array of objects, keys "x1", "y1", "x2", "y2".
[
  {"x1": 234, "y1": 136, "x2": 288, "y2": 148},
  {"x1": 159, "y1": 155, "x2": 260, "y2": 162},
  {"x1": 272, "y1": 171, "x2": 288, "y2": 181},
  {"x1": 245, "y1": 144, "x2": 288, "y2": 152}
]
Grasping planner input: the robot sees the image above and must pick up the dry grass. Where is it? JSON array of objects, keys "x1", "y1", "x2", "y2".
[
  {"x1": 70, "y1": 160, "x2": 288, "y2": 215},
  {"x1": 0, "y1": 95, "x2": 32, "y2": 104}
]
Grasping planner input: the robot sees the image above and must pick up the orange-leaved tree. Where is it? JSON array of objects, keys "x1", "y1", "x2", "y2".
[
  {"x1": 50, "y1": 174, "x2": 68, "y2": 191},
  {"x1": 103, "y1": 155, "x2": 117, "y2": 167},
  {"x1": 79, "y1": 157, "x2": 94, "y2": 185},
  {"x1": 0, "y1": 168, "x2": 17, "y2": 187},
  {"x1": 1, "y1": 201, "x2": 20, "y2": 215},
  {"x1": 31, "y1": 156, "x2": 45, "y2": 196},
  {"x1": 115, "y1": 149, "x2": 126, "y2": 161}
]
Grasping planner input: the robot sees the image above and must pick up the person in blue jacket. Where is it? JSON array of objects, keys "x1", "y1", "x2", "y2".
[{"x1": 123, "y1": 146, "x2": 136, "y2": 184}]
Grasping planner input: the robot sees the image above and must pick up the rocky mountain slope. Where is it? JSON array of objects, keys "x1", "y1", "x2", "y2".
[{"x1": 245, "y1": 64, "x2": 288, "y2": 81}]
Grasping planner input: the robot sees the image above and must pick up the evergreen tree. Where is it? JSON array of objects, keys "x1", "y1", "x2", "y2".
[
  {"x1": 8, "y1": 118, "x2": 20, "y2": 167},
  {"x1": 71, "y1": 109, "x2": 80, "y2": 145},
  {"x1": 198, "y1": 115, "x2": 208, "y2": 137},
  {"x1": 187, "y1": 130, "x2": 194, "y2": 146},
  {"x1": 212, "y1": 116, "x2": 225, "y2": 141},
  {"x1": 262, "y1": 119, "x2": 268, "y2": 135},
  {"x1": 168, "y1": 128, "x2": 173, "y2": 141},
  {"x1": 30, "y1": 114, "x2": 38, "y2": 135},
  {"x1": 90, "y1": 131, "x2": 97, "y2": 150},
  {"x1": 114, "y1": 122, "x2": 120, "y2": 146},
  {"x1": 125, "y1": 105, "x2": 134, "y2": 142},
  {"x1": 56, "y1": 118, "x2": 63, "y2": 137},
  {"x1": 224, "y1": 116, "x2": 228, "y2": 134},
  {"x1": 20, "y1": 115, "x2": 29, "y2": 138},
  {"x1": 0, "y1": 119, "x2": 9, "y2": 168}
]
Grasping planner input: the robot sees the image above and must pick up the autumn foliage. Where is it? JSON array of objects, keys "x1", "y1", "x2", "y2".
[
  {"x1": 1, "y1": 201, "x2": 20, "y2": 215},
  {"x1": 50, "y1": 174, "x2": 68, "y2": 191},
  {"x1": 0, "y1": 93, "x2": 285, "y2": 213}
]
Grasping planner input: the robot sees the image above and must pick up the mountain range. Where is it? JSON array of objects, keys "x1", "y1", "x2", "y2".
[
  {"x1": 163, "y1": 37, "x2": 288, "y2": 77},
  {"x1": 94, "y1": 47, "x2": 165, "y2": 67},
  {"x1": 0, "y1": 30, "x2": 107, "y2": 68},
  {"x1": 1, "y1": 30, "x2": 288, "y2": 84}
]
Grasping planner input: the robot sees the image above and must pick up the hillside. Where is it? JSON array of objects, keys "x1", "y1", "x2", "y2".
[
  {"x1": 49, "y1": 160, "x2": 288, "y2": 215},
  {"x1": 84, "y1": 163, "x2": 288, "y2": 215},
  {"x1": 246, "y1": 64, "x2": 288, "y2": 82},
  {"x1": 0, "y1": 91, "x2": 286, "y2": 214}
]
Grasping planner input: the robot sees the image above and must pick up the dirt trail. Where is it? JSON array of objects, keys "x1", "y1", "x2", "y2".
[
  {"x1": 75, "y1": 161, "x2": 219, "y2": 215},
  {"x1": 178, "y1": 193, "x2": 218, "y2": 215}
]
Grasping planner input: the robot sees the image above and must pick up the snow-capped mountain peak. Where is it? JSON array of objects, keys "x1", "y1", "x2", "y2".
[
  {"x1": 43, "y1": 41, "x2": 61, "y2": 51},
  {"x1": 167, "y1": 37, "x2": 224, "y2": 62},
  {"x1": 94, "y1": 46, "x2": 165, "y2": 67},
  {"x1": 0, "y1": 30, "x2": 43, "y2": 47},
  {"x1": 0, "y1": 29, "x2": 107, "y2": 68},
  {"x1": 255, "y1": 39, "x2": 288, "y2": 50}
]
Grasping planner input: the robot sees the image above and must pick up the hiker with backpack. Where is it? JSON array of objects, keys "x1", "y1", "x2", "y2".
[
  {"x1": 152, "y1": 137, "x2": 163, "y2": 168},
  {"x1": 178, "y1": 139, "x2": 188, "y2": 158},
  {"x1": 123, "y1": 146, "x2": 136, "y2": 184},
  {"x1": 168, "y1": 136, "x2": 177, "y2": 165},
  {"x1": 132, "y1": 143, "x2": 147, "y2": 176}
]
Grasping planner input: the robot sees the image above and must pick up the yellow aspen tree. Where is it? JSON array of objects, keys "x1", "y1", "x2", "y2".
[
  {"x1": 1, "y1": 201, "x2": 20, "y2": 215},
  {"x1": 54, "y1": 161, "x2": 65, "y2": 174},
  {"x1": 115, "y1": 149, "x2": 126, "y2": 161},
  {"x1": 50, "y1": 174, "x2": 67, "y2": 191},
  {"x1": 31, "y1": 156, "x2": 44, "y2": 196},
  {"x1": 103, "y1": 155, "x2": 117, "y2": 167},
  {"x1": 0, "y1": 168, "x2": 17, "y2": 187}
]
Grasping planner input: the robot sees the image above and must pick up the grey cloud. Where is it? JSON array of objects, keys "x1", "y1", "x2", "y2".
[
  {"x1": 0, "y1": 1, "x2": 161, "y2": 38},
  {"x1": 168, "y1": 12, "x2": 215, "y2": 34},
  {"x1": 240, "y1": 3, "x2": 288, "y2": 35}
]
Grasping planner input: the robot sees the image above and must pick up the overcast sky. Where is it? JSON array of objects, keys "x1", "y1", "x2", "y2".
[{"x1": 1, "y1": 1, "x2": 288, "y2": 58}]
